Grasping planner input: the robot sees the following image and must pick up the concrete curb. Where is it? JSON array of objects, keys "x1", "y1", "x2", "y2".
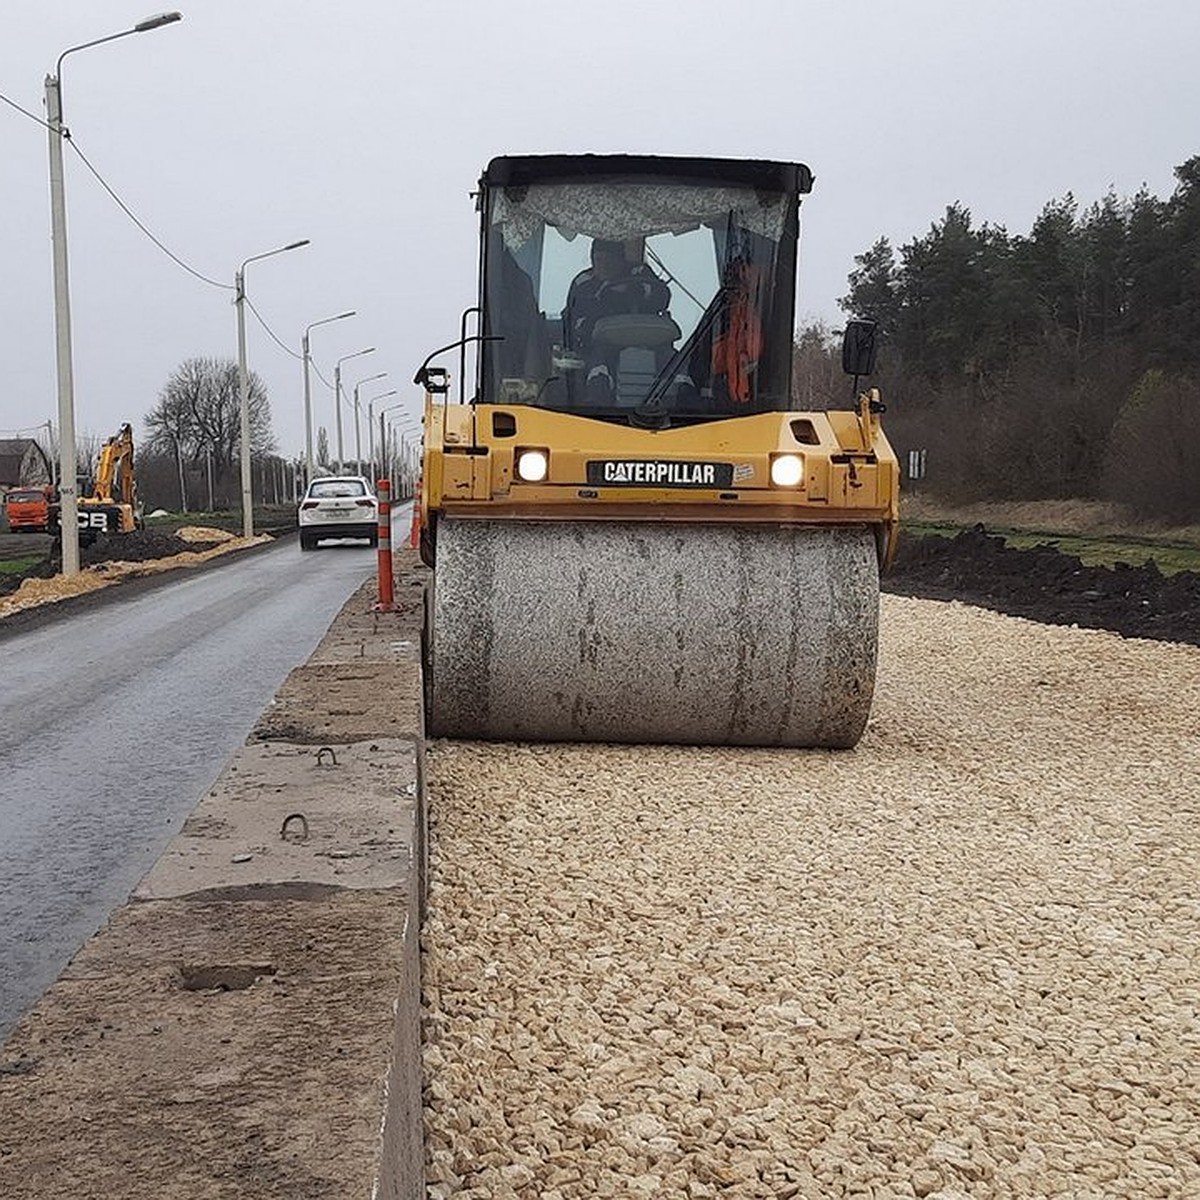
[{"x1": 0, "y1": 556, "x2": 430, "y2": 1198}]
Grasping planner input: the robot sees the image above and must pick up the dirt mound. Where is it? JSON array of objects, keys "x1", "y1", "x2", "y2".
[
  {"x1": 78, "y1": 528, "x2": 223, "y2": 566},
  {"x1": 0, "y1": 529, "x2": 229, "y2": 599},
  {"x1": 0, "y1": 558, "x2": 57, "y2": 597},
  {"x1": 176, "y1": 525, "x2": 237, "y2": 544},
  {"x1": 886, "y1": 525, "x2": 1200, "y2": 646},
  {"x1": 1, "y1": 529, "x2": 268, "y2": 620}
]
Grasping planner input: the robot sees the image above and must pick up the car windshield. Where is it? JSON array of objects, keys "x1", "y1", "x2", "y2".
[
  {"x1": 7, "y1": 490, "x2": 45, "y2": 504},
  {"x1": 309, "y1": 480, "x2": 367, "y2": 499},
  {"x1": 480, "y1": 172, "x2": 798, "y2": 419}
]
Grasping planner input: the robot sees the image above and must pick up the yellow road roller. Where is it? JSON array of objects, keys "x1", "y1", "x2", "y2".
[{"x1": 416, "y1": 154, "x2": 898, "y2": 747}]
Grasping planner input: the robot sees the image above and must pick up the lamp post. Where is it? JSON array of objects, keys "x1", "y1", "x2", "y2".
[
  {"x1": 333, "y1": 348, "x2": 374, "y2": 471},
  {"x1": 352, "y1": 373, "x2": 387, "y2": 475},
  {"x1": 378, "y1": 403, "x2": 405, "y2": 484},
  {"x1": 365, "y1": 389, "x2": 398, "y2": 479},
  {"x1": 46, "y1": 11, "x2": 183, "y2": 576},
  {"x1": 235, "y1": 239, "x2": 309, "y2": 538},
  {"x1": 386, "y1": 412, "x2": 422, "y2": 500},
  {"x1": 302, "y1": 310, "x2": 354, "y2": 485}
]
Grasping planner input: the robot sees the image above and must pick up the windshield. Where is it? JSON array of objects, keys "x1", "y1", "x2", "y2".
[
  {"x1": 308, "y1": 479, "x2": 368, "y2": 499},
  {"x1": 7, "y1": 490, "x2": 45, "y2": 504},
  {"x1": 480, "y1": 174, "x2": 798, "y2": 418}
]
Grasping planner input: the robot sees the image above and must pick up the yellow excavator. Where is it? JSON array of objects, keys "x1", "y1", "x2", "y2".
[
  {"x1": 416, "y1": 154, "x2": 898, "y2": 748},
  {"x1": 77, "y1": 422, "x2": 141, "y2": 540}
]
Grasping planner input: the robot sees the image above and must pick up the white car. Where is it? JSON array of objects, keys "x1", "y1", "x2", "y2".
[{"x1": 298, "y1": 475, "x2": 378, "y2": 550}]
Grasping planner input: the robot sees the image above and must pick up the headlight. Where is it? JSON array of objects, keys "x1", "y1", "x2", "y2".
[
  {"x1": 516, "y1": 449, "x2": 549, "y2": 482},
  {"x1": 770, "y1": 453, "x2": 805, "y2": 487}
]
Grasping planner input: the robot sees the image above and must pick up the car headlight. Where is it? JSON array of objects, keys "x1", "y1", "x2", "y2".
[
  {"x1": 770, "y1": 453, "x2": 805, "y2": 488},
  {"x1": 516, "y1": 449, "x2": 549, "y2": 482}
]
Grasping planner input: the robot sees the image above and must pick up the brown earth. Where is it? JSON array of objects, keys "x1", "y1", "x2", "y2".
[
  {"x1": 885, "y1": 525, "x2": 1200, "y2": 647},
  {"x1": 0, "y1": 527, "x2": 271, "y2": 617}
]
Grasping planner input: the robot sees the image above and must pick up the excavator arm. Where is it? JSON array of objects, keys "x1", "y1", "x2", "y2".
[
  {"x1": 78, "y1": 423, "x2": 140, "y2": 537},
  {"x1": 89, "y1": 424, "x2": 135, "y2": 503}
]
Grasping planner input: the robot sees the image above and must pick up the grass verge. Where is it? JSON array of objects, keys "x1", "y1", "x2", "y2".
[{"x1": 0, "y1": 556, "x2": 41, "y2": 576}]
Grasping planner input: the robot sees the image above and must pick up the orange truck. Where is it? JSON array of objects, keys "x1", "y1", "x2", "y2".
[{"x1": 4, "y1": 485, "x2": 54, "y2": 533}]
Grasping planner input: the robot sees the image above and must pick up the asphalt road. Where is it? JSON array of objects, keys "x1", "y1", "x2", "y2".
[{"x1": 0, "y1": 516, "x2": 408, "y2": 1040}]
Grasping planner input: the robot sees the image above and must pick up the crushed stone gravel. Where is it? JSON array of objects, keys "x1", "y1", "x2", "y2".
[{"x1": 421, "y1": 594, "x2": 1200, "y2": 1199}]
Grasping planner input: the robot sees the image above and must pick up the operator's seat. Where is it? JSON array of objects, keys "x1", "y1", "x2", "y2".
[{"x1": 591, "y1": 314, "x2": 681, "y2": 406}]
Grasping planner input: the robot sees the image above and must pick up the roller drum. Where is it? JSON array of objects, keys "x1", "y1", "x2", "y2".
[{"x1": 427, "y1": 518, "x2": 879, "y2": 748}]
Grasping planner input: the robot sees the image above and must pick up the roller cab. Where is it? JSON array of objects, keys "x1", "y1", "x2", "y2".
[{"x1": 418, "y1": 155, "x2": 898, "y2": 747}]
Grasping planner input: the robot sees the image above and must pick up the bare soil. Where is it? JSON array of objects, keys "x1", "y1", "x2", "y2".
[
  {"x1": 0, "y1": 528, "x2": 225, "y2": 597},
  {"x1": 886, "y1": 525, "x2": 1200, "y2": 646}
]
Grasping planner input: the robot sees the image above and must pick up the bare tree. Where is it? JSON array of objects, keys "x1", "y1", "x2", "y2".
[
  {"x1": 792, "y1": 321, "x2": 847, "y2": 410},
  {"x1": 316, "y1": 426, "x2": 330, "y2": 470},
  {"x1": 144, "y1": 357, "x2": 277, "y2": 506},
  {"x1": 76, "y1": 432, "x2": 105, "y2": 493},
  {"x1": 145, "y1": 384, "x2": 197, "y2": 511}
]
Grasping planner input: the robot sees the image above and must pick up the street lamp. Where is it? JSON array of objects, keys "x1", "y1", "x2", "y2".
[
  {"x1": 352, "y1": 373, "x2": 387, "y2": 474},
  {"x1": 380, "y1": 405, "x2": 409, "y2": 494},
  {"x1": 235, "y1": 239, "x2": 309, "y2": 538},
  {"x1": 386, "y1": 411, "x2": 422, "y2": 500},
  {"x1": 46, "y1": 10, "x2": 183, "y2": 576},
  {"x1": 333, "y1": 348, "x2": 374, "y2": 471},
  {"x1": 365, "y1": 389, "x2": 398, "y2": 478},
  {"x1": 302, "y1": 310, "x2": 354, "y2": 485}
]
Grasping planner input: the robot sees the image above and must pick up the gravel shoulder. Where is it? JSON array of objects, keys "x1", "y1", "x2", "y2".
[{"x1": 422, "y1": 597, "x2": 1200, "y2": 1199}]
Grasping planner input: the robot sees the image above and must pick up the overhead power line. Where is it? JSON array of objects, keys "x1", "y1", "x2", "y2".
[
  {"x1": 0, "y1": 87, "x2": 53, "y2": 131},
  {"x1": 67, "y1": 140, "x2": 231, "y2": 290},
  {"x1": 5, "y1": 84, "x2": 316, "y2": 386},
  {"x1": 245, "y1": 296, "x2": 303, "y2": 360},
  {"x1": 3, "y1": 83, "x2": 231, "y2": 291}
]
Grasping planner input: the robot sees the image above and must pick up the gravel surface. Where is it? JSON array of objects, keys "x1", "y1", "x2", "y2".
[{"x1": 421, "y1": 595, "x2": 1200, "y2": 1198}]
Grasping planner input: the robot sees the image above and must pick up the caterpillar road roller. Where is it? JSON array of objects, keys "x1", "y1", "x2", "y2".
[{"x1": 416, "y1": 154, "x2": 898, "y2": 747}]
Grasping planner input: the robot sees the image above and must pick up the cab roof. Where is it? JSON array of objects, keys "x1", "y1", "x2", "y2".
[{"x1": 481, "y1": 154, "x2": 813, "y2": 195}]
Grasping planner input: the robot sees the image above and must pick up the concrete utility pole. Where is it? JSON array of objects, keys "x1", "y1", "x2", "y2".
[
  {"x1": 352, "y1": 373, "x2": 387, "y2": 475},
  {"x1": 45, "y1": 74, "x2": 78, "y2": 575},
  {"x1": 235, "y1": 240, "x2": 309, "y2": 537},
  {"x1": 366, "y1": 389, "x2": 397, "y2": 478},
  {"x1": 45, "y1": 11, "x2": 182, "y2": 576},
  {"x1": 302, "y1": 310, "x2": 354, "y2": 485},
  {"x1": 333, "y1": 348, "x2": 374, "y2": 472}
]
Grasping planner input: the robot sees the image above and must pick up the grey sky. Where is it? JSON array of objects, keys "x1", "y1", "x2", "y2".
[{"x1": 2, "y1": 1, "x2": 1196, "y2": 460}]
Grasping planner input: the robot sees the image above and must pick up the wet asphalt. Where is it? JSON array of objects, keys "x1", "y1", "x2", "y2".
[{"x1": 0, "y1": 521, "x2": 405, "y2": 1040}]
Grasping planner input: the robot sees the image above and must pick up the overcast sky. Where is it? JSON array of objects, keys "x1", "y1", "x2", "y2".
[{"x1": 2, "y1": 1, "x2": 1197, "y2": 461}]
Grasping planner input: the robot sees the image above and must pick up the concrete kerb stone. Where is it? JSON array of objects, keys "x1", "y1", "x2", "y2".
[{"x1": 0, "y1": 563, "x2": 431, "y2": 1199}]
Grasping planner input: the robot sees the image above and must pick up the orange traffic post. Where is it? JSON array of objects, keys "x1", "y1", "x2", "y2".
[
  {"x1": 409, "y1": 474, "x2": 422, "y2": 550},
  {"x1": 374, "y1": 478, "x2": 394, "y2": 612}
]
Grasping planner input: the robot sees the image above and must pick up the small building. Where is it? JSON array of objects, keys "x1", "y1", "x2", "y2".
[{"x1": 0, "y1": 438, "x2": 53, "y2": 497}]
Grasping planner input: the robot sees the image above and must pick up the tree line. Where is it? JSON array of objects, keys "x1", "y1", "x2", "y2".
[
  {"x1": 797, "y1": 155, "x2": 1200, "y2": 520},
  {"x1": 132, "y1": 356, "x2": 317, "y2": 511}
]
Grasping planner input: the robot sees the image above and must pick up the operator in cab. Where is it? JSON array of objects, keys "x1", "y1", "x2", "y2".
[{"x1": 564, "y1": 238, "x2": 671, "y2": 403}]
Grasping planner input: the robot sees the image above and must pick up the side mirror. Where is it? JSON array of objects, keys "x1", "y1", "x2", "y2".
[
  {"x1": 842, "y1": 318, "x2": 879, "y2": 377},
  {"x1": 415, "y1": 365, "x2": 450, "y2": 395}
]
